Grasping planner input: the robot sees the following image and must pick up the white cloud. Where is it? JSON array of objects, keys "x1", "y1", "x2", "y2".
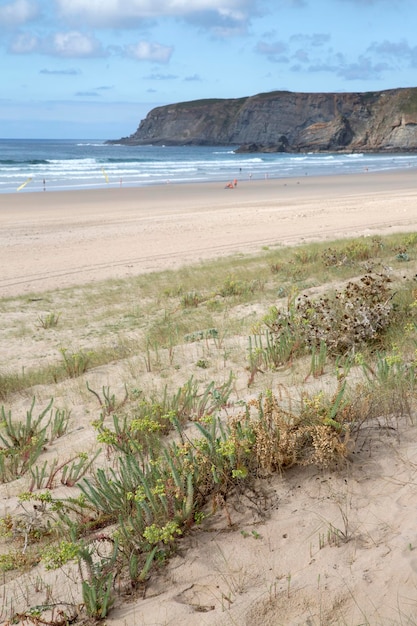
[
  {"x1": 9, "y1": 30, "x2": 106, "y2": 57},
  {"x1": 184, "y1": 74, "x2": 202, "y2": 82},
  {"x1": 368, "y1": 39, "x2": 417, "y2": 69},
  {"x1": 0, "y1": 0, "x2": 39, "y2": 27},
  {"x1": 40, "y1": 68, "x2": 81, "y2": 75},
  {"x1": 9, "y1": 28, "x2": 171, "y2": 62},
  {"x1": 9, "y1": 32, "x2": 39, "y2": 53},
  {"x1": 144, "y1": 72, "x2": 177, "y2": 80},
  {"x1": 54, "y1": 0, "x2": 259, "y2": 31},
  {"x1": 337, "y1": 56, "x2": 390, "y2": 80},
  {"x1": 75, "y1": 90, "x2": 101, "y2": 97},
  {"x1": 185, "y1": 7, "x2": 249, "y2": 37},
  {"x1": 290, "y1": 33, "x2": 331, "y2": 47},
  {"x1": 126, "y1": 40, "x2": 173, "y2": 63},
  {"x1": 51, "y1": 31, "x2": 105, "y2": 57},
  {"x1": 255, "y1": 40, "x2": 288, "y2": 62}
]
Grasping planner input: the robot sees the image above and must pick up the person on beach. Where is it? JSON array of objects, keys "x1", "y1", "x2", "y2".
[{"x1": 225, "y1": 181, "x2": 234, "y2": 189}]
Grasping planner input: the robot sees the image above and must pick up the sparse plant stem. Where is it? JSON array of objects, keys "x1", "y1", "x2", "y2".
[
  {"x1": 37, "y1": 311, "x2": 61, "y2": 329},
  {"x1": 29, "y1": 458, "x2": 58, "y2": 491},
  {"x1": 86, "y1": 381, "x2": 128, "y2": 415},
  {"x1": 61, "y1": 451, "x2": 101, "y2": 487},
  {"x1": 307, "y1": 340, "x2": 327, "y2": 379},
  {"x1": 144, "y1": 339, "x2": 152, "y2": 372},
  {"x1": 60, "y1": 348, "x2": 91, "y2": 378},
  {"x1": 49, "y1": 408, "x2": 71, "y2": 441}
]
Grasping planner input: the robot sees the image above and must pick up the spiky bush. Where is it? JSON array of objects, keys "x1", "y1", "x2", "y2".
[{"x1": 263, "y1": 273, "x2": 395, "y2": 363}]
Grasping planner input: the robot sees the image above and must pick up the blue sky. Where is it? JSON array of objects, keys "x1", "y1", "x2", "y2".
[{"x1": 1, "y1": 0, "x2": 416, "y2": 139}]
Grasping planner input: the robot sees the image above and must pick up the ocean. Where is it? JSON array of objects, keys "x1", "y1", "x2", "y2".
[{"x1": 1, "y1": 138, "x2": 417, "y2": 194}]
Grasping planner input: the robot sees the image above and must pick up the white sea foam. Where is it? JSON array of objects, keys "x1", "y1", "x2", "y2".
[{"x1": 1, "y1": 139, "x2": 417, "y2": 193}]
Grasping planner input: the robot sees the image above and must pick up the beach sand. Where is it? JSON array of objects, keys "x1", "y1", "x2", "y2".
[
  {"x1": 2, "y1": 169, "x2": 417, "y2": 298},
  {"x1": 2, "y1": 169, "x2": 417, "y2": 625}
]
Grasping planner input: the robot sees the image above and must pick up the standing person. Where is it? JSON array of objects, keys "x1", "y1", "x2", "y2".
[{"x1": 43, "y1": 179, "x2": 46, "y2": 191}]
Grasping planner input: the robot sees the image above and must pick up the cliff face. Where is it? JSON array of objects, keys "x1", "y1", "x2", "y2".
[{"x1": 115, "y1": 88, "x2": 417, "y2": 152}]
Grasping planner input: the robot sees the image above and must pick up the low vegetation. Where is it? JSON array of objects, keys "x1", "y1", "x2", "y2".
[{"x1": 1, "y1": 232, "x2": 417, "y2": 623}]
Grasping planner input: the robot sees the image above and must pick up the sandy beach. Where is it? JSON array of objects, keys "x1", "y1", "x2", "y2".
[
  {"x1": 3, "y1": 168, "x2": 417, "y2": 625},
  {"x1": 1, "y1": 169, "x2": 417, "y2": 298}
]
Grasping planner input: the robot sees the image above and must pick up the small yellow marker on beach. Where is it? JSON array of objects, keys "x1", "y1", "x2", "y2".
[
  {"x1": 101, "y1": 167, "x2": 109, "y2": 184},
  {"x1": 17, "y1": 177, "x2": 33, "y2": 191}
]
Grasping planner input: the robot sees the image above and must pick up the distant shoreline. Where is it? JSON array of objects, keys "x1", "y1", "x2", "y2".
[
  {"x1": 2, "y1": 137, "x2": 417, "y2": 195},
  {"x1": 1, "y1": 168, "x2": 417, "y2": 298},
  {"x1": 2, "y1": 162, "x2": 417, "y2": 196}
]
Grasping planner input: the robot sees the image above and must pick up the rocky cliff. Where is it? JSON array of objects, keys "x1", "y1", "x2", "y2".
[{"x1": 113, "y1": 88, "x2": 417, "y2": 153}]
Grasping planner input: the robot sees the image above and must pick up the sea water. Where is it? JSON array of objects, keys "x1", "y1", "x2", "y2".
[{"x1": 1, "y1": 138, "x2": 417, "y2": 194}]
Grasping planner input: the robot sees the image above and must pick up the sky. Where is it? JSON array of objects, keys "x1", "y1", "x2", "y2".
[{"x1": 1, "y1": 0, "x2": 417, "y2": 139}]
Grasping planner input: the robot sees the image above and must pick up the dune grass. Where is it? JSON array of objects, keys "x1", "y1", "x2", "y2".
[{"x1": 1, "y1": 232, "x2": 417, "y2": 623}]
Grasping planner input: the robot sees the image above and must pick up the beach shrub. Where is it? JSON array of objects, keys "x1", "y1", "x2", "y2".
[
  {"x1": 181, "y1": 291, "x2": 205, "y2": 308},
  {"x1": 219, "y1": 275, "x2": 263, "y2": 297},
  {"x1": 24, "y1": 346, "x2": 417, "y2": 622},
  {"x1": 0, "y1": 398, "x2": 70, "y2": 483},
  {"x1": 354, "y1": 348, "x2": 417, "y2": 420},
  {"x1": 93, "y1": 374, "x2": 234, "y2": 456},
  {"x1": 0, "y1": 398, "x2": 51, "y2": 482},
  {"x1": 37, "y1": 311, "x2": 61, "y2": 329},
  {"x1": 60, "y1": 348, "x2": 92, "y2": 377},
  {"x1": 29, "y1": 450, "x2": 100, "y2": 491},
  {"x1": 43, "y1": 536, "x2": 116, "y2": 619},
  {"x1": 184, "y1": 327, "x2": 218, "y2": 342},
  {"x1": 26, "y1": 381, "x2": 354, "y2": 610},
  {"x1": 293, "y1": 249, "x2": 319, "y2": 265},
  {"x1": 260, "y1": 273, "x2": 394, "y2": 366},
  {"x1": 65, "y1": 384, "x2": 350, "y2": 562}
]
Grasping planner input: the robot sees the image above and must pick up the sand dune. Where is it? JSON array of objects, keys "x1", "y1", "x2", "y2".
[{"x1": 2, "y1": 169, "x2": 417, "y2": 625}]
